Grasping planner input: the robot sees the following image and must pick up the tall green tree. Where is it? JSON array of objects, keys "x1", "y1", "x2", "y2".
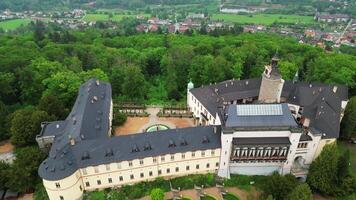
[
  {"x1": 122, "y1": 65, "x2": 147, "y2": 100},
  {"x1": 6, "y1": 146, "x2": 45, "y2": 193},
  {"x1": 286, "y1": 184, "x2": 312, "y2": 200},
  {"x1": 307, "y1": 144, "x2": 339, "y2": 195},
  {"x1": 341, "y1": 96, "x2": 356, "y2": 139},
  {"x1": 0, "y1": 72, "x2": 17, "y2": 104},
  {"x1": 38, "y1": 94, "x2": 68, "y2": 120},
  {"x1": 263, "y1": 172, "x2": 298, "y2": 200},
  {"x1": 0, "y1": 101, "x2": 10, "y2": 140},
  {"x1": 10, "y1": 107, "x2": 53, "y2": 147}
]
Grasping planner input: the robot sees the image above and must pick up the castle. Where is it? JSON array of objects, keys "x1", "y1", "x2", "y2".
[{"x1": 37, "y1": 55, "x2": 348, "y2": 200}]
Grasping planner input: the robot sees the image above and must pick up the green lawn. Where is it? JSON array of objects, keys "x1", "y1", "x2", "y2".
[
  {"x1": 211, "y1": 14, "x2": 315, "y2": 25},
  {"x1": 83, "y1": 14, "x2": 109, "y2": 21},
  {"x1": 0, "y1": 19, "x2": 32, "y2": 31},
  {"x1": 201, "y1": 195, "x2": 217, "y2": 200},
  {"x1": 83, "y1": 13, "x2": 150, "y2": 22},
  {"x1": 338, "y1": 141, "x2": 356, "y2": 175},
  {"x1": 223, "y1": 193, "x2": 240, "y2": 200}
]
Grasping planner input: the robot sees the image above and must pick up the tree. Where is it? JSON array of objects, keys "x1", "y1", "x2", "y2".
[
  {"x1": 10, "y1": 107, "x2": 53, "y2": 147},
  {"x1": 150, "y1": 188, "x2": 165, "y2": 200},
  {"x1": 286, "y1": 184, "x2": 312, "y2": 200},
  {"x1": 262, "y1": 172, "x2": 298, "y2": 200},
  {"x1": 0, "y1": 72, "x2": 17, "y2": 104},
  {"x1": 0, "y1": 161, "x2": 10, "y2": 189},
  {"x1": 33, "y1": 21, "x2": 46, "y2": 43},
  {"x1": 340, "y1": 96, "x2": 356, "y2": 139},
  {"x1": 121, "y1": 65, "x2": 147, "y2": 100},
  {"x1": 38, "y1": 94, "x2": 68, "y2": 120},
  {"x1": 19, "y1": 58, "x2": 66, "y2": 104},
  {"x1": 307, "y1": 144, "x2": 339, "y2": 195},
  {"x1": 0, "y1": 101, "x2": 10, "y2": 140},
  {"x1": 42, "y1": 71, "x2": 82, "y2": 107},
  {"x1": 6, "y1": 146, "x2": 45, "y2": 193}
]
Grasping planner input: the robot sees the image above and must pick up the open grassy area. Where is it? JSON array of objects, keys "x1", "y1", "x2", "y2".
[
  {"x1": 223, "y1": 193, "x2": 240, "y2": 200},
  {"x1": 83, "y1": 13, "x2": 150, "y2": 22},
  {"x1": 338, "y1": 141, "x2": 356, "y2": 175},
  {"x1": 211, "y1": 14, "x2": 315, "y2": 25},
  {"x1": 201, "y1": 195, "x2": 217, "y2": 200},
  {"x1": 83, "y1": 14, "x2": 109, "y2": 21},
  {"x1": 0, "y1": 19, "x2": 32, "y2": 31}
]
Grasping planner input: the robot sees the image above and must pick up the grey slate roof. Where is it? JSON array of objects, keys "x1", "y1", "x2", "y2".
[
  {"x1": 39, "y1": 126, "x2": 221, "y2": 180},
  {"x1": 190, "y1": 79, "x2": 348, "y2": 139},
  {"x1": 38, "y1": 78, "x2": 221, "y2": 181},
  {"x1": 225, "y1": 103, "x2": 298, "y2": 129}
]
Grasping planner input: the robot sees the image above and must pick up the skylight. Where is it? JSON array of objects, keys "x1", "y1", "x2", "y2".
[{"x1": 236, "y1": 104, "x2": 283, "y2": 116}]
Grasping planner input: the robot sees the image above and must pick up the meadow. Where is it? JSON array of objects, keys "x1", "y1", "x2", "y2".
[
  {"x1": 0, "y1": 18, "x2": 32, "y2": 30},
  {"x1": 83, "y1": 13, "x2": 150, "y2": 22},
  {"x1": 211, "y1": 14, "x2": 315, "y2": 25}
]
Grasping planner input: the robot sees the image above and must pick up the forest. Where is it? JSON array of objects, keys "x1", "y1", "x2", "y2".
[{"x1": 0, "y1": 21, "x2": 355, "y2": 196}]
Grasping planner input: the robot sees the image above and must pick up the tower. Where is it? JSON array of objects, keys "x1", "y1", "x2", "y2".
[{"x1": 258, "y1": 53, "x2": 285, "y2": 103}]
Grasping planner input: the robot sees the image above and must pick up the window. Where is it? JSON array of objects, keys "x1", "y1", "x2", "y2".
[
  {"x1": 161, "y1": 156, "x2": 165, "y2": 162},
  {"x1": 196, "y1": 164, "x2": 199, "y2": 169},
  {"x1": 85, "y1": 182, "x2": 90, "y2": 187},
  {"x1": 106, "y1": 164, "x2": 110, "y2": 171},
  {"x1": 119, "y1": 176, "x2": 123, "y2": 181},
  {"x1": 181, "y1": 153, "x2": 185, "y2": 159},
  {"x1": 175, "y1": 167, "x2": 179, "y2": 172},
  {"x1": 94, "y1": 167, "x2": 99, "y2": 173},
  {"x1": 130, "y1": 175, "x2": 134, "y2": 180},
  {"x1": 171, "y1": 155, "x2": 174, "y2": 161},
  {"x1": 206, "y1": 163, "x2": 210, "y2": 168},
  {"x1": 129, "y1": 161, "x2": 133, "y2": 167},
  {"x1": 60, "y1": 196, "x2": 64, "y2": 200},
  {"x1": 298, "y1": 143, "x2": 308, "y2": 148},
  {"x1": 158, "y1": 169, "x2": 162, "y2": 175},
  {"x1": 140, "y1": 173, "x2": 144, "y2": 178},
  {"x1": 153, "y1": 157, "x2": 157, "y2": 163},
  {"x1": 82, "y1": 168, "x2": 87, "y2": 175},
  {"x1": 216, "y1": 162, "x2": 219, "y2": 167},
  {"x1": 140, "y1": 159, "x2": 144, "y2": 165},
  {"x1": 201, "y1": 151, "x2": 205, "y2": 157},
  {"x1": 166, "y1": 168, "x2": 170, "y2": 174},
  {"x1": 55, "y1": 182, "x2": 60, "y2": 188},
  {"x1": 80, "y1": 185, "x2": 82, "y2": 191},
  {"x1": 149, "y1": 171, "x2": 153, "y2": 176},
  {"x1": 192, "y1": 152, "x2": 195, "y2": 158},
  {"x1": 211, "y1": 150, "x2": 215, "y2": 156},
  {"x1": 186, "y1": 165, "x2": 190, "y2": 171},
  {"x1": 97, "y1": 180, "x2": 101, "y2": 185},
  {"x1": 108, "y1": 178, "x2": 112, "y2": 183}
]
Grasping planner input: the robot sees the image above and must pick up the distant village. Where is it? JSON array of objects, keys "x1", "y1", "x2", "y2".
[{"x1": 0, "y1": 8, "x2": 355, "y2": 49}]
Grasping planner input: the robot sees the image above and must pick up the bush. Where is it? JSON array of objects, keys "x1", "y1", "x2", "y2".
[
  {"x1": 113, "y1": 112, "x2": 127, "y2": 126},
  {"x1": 286, "y1": 183, "x2": 312, "y2": 200},
  {"x1": 33, "y1": 183, "x2": 49, "y2": 200},
  {"x1": 150, "y1": 188, "x2": 165, "y2": 200}
]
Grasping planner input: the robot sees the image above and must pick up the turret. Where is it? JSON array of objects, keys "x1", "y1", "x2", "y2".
[{"x1": 258, "y1": 52, "x2": 285, "y2": 103}]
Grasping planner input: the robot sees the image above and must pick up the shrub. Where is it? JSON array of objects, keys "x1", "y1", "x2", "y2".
[
  {"x1": 113, "y1": 112, "x2": 127, "y2": 126},
  {"x1": 150, "y1": 188, "x2": 165, "y2": 200}
]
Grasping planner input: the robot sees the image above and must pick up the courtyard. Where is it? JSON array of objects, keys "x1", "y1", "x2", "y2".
[{"x1": 114, "y1": 107, "x2": 195, "y2": 136}]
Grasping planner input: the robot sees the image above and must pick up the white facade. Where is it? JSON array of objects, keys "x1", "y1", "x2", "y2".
[{"x1": 43, "y1": 149, "x2": 221, "y2": 200}]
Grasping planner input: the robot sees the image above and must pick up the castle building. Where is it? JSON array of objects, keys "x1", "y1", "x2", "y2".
[{"x1": 37, "y1": 57, "x2": 348, "y2": 200}]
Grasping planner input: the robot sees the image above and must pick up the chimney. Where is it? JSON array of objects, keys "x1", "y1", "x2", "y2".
[
  {"x1": 96, "y1": 80, "x2": 100, "y2": 86},
  {"x1": 70, "y1": 138, "x2": 75, "y2": 146}
]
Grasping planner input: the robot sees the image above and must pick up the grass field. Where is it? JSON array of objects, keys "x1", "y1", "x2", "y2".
[
  {"x1": 83, "y1": 14, "x2": 150, "y2": 22},
  {"x1": 0, "y1": 19, "x2": 32, "y2": 31},
  {"x1": 211, "y1": 14, "x2": 315, "y2": 25}
]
